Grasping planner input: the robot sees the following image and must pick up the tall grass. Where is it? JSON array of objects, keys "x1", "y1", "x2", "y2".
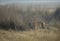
[{"x1": 0, "y1": 29, "x2": 60, "y2": 41}]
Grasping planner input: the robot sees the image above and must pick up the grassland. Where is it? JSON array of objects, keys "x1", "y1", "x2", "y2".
[
  {"x1": 0, "y1": 4, "x2": 60, "y2": 41},
  {"x1": 0, "y1": 29, "x2": 60, "y2": 41}
]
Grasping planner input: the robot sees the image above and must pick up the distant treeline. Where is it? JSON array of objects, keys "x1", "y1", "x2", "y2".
[{"x1": 0, "y1": 4, "x2": 60, "y2": 31}]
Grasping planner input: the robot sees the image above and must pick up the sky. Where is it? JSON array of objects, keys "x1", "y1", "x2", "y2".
[{"x1": 0, "y1": 0, "x2": 60, "y2": 5}]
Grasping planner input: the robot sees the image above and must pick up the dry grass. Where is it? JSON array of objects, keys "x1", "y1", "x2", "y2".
[{"x1": 0, "y1": 29, "x2": 60, "y2": 41}]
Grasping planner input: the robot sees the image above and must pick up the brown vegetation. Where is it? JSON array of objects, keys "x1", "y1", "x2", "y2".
[
  {"x1": 0, "y1": 4, "x2": 60, "y2": 41},
  {"x1": 0, "y1": 4, "x2": 60, "y2": 30},
  {"x1": 0, "y1": 29, "x2": 60, "y2": 41}
]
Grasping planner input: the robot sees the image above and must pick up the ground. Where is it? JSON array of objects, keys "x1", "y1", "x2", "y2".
[{"x1": 0, "y1": 29, "x2": 60, "y2": 41}]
